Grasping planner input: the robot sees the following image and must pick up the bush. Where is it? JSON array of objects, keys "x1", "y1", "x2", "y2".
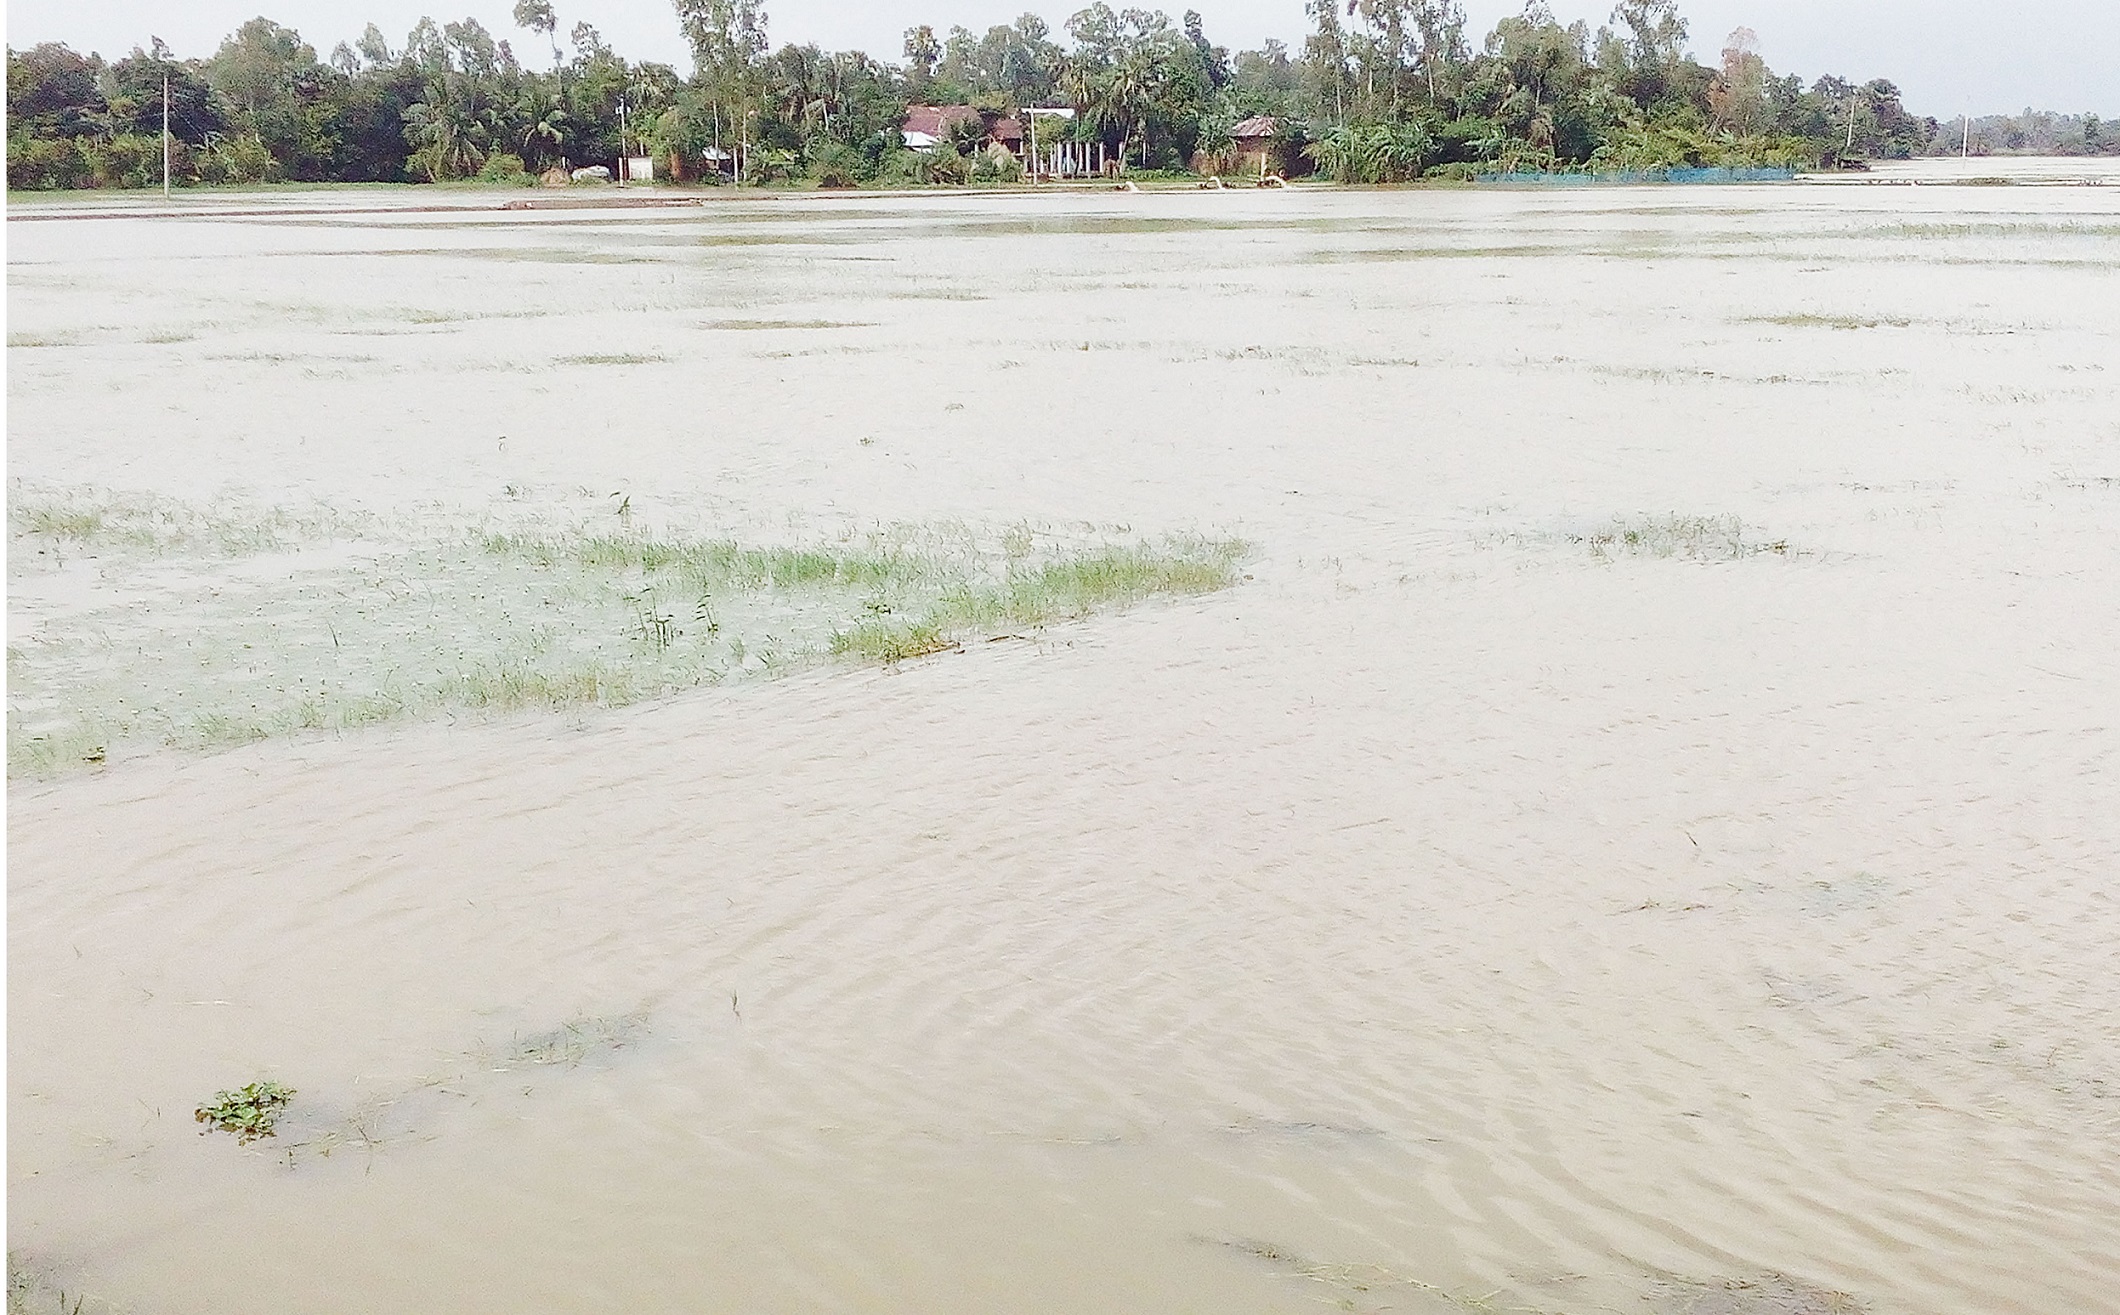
[
  {"x1": 476, "y1": 152, "x2": 536, "y2": 185},
  {"x1": 877, "y1": 145, "x2": 956, "y2": 186},
  {"x1": 874, "y1": 147, "x2": 926, "y2": 186},
  {"x1": 918, "y1": 142, "x2": 971, "y2": 186},
  {"x1": 1304, "y1": 120, "x2": 1434, "y2": 183},
  {"x1": 7, "y1": 134, "x2": 93, "y2": 189},
  {"x1": 197, "y1": 132, "x2": 279, "y2": 185},
  {"x1": 968, "y1": 147, "x2": 1023, "y2": 186},
  {"x1": 1422, "y1": 161, "x2": 1485, "y2": 181},
  {"x1": 88, "y1": 133, "x2": 163, "y2": 189},
  {"x1": 742, "y1": 147, "x2": 800, "y2": 185},
  {"x1": 807, "y1": 141, "x2": 866, "y2": 188}
]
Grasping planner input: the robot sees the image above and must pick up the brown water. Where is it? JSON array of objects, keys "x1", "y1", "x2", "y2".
[{"x1": 9, "y1": 179, "x2": 2120, "y2": 1314}]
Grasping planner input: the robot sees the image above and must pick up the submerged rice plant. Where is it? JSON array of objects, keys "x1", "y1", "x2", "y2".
[
  {"x1": 6, "y1": 486, "x2": 1246, "y2": 776},
  {"x1": 1747, "y1": 312, "x2": 1912, "y2": 330},
  {"x1": 1569, "y1": 513, "x2": 1790, "y2": 561},
  {"x1": 1474, "y1": 513, "x2": 1794, "y2": 562},
  {"x1": 7, "y1": 482, "x2": 365, "y2": 556}
]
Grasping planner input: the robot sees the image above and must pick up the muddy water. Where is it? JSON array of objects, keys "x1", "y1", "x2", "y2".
[{"x1": 9, "y1": 178, "x2": 2120, "y2": 1314}]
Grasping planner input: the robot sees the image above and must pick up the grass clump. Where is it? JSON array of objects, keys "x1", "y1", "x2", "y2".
[
  {"x1": 832, "y1": 540, "x2": 1245, "y2": 661},
  {"x1": 830, "y1": 620, "x2": 956, "y2": 662},
  {"x1": 194, "y1": 1080, "x2": 296, "y2": 1144}
]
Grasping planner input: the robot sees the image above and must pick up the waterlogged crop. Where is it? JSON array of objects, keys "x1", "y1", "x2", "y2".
[{"x1": 6, "y1": 486, "x2": 1248, "y2": 775}]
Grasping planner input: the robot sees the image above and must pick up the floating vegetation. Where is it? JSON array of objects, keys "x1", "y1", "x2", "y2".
[
  {"x1": 6, "y1": 1253, "x2": 97, "y2": 1315},
  {"x1": 484, "y1": 1014, "x2": 647, "y2": 1071},
  {"x1": 552, "y1": 352, "x2": 668, "y2": 366},
  {"x1": 698, "y1": 318, "x2": 874, "y2": 331},
  {"x1": 1204, "y1": 1236, "x2": 1866, "y2": 1315},
  {"x1": 1748, "y1": 313, "x2": 1912, "y2": 330},
  {"x1": 6, "y1": 485, "x2": 1246, "y2": 775},
  {"x1": 1199, "y1": 1235, "x2": 1515, "y2": 1313},
  {"x1": 7, "y1": 483, "x2": 366, "y2": 557},
  {"x1": 1570, "y1": 514, "x2": 1790, "y2": 561},
  {"x1": 284, "y1": 1013, "x2": 650, "y2": 1164},
  {"x1": 194, "y1": 1081, "x2": 297, "y2": 1144},
  {"x1": 1648, "y1": 1271, "x2": 1866, "y2": 1315},
  {"x1": 1306, "y1": 242, "x2": 1568, "y2": 263},
  {"x1": 1874, "y1": 220, "x2": 2120, "y2": 239},
  {"x1": 1476, "y1": 514, "x2": 1795, "y2": 562}
]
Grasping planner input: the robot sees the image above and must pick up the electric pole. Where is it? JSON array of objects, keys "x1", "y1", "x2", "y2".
[{"x1": 162, "y1": 74, "x2": 172, "y2": 200}]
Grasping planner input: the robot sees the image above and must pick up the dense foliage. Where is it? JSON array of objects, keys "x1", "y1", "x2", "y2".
[{"x1": 7, "y1": 0, "x2": 2110, "y2": 191}]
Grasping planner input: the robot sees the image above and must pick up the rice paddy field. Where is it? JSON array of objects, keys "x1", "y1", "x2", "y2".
[{"x1": 8, "y1": 164, "x2": 2120, "y2": 1314}]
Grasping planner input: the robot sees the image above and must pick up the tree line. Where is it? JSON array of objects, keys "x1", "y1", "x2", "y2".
[{"x1": 8, "y1": 0, "x2": 2108, "y2": 192}]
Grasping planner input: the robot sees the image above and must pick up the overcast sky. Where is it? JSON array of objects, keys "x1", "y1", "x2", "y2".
[{"x1": 8, "y1": 0, "x2": 2117, "y2": 117}]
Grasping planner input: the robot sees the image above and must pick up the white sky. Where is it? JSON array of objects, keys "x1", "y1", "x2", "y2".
[{"x1": 7, "y1": 0, "x2": 2117, "y2": 117}]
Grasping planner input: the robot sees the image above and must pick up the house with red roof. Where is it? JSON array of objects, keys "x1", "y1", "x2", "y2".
[{"x1": 902, "y1": 106, "x2": 1025, "y2": 157}]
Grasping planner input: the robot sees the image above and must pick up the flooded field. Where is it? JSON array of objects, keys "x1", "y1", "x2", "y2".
[{"x1": 8, "y1": 176, "x2": 2119, "y2": 1314}]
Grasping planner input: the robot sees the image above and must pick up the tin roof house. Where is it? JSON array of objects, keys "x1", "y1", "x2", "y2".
[
  {"x1": 903, "y1": 106, "x2": 1024, "y2": 156},
  {"x1": 1230, "y1": 115, "x2": 1284, "y2": 177}
]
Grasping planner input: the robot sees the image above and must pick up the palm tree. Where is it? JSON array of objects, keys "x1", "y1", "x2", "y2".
[
  {"x1": 517, "y1": 95, "x2": 567, "y2": 168},
  {"x1": 404, "y1": 72, "x2": 504, "y2": 179}
]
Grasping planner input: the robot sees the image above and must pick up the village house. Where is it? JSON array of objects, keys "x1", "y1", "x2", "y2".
[
  {"x1": 1230, "y1": 115, "x2": 1284, "y2": 178},
  {"x1": 901, "y1": 105, "x2": 1025, "y2": 158}
]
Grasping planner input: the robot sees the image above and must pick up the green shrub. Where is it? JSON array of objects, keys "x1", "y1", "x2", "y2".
[
  {"x1": 874, "y1": 147, "x2": 926, "y2": 186},
  {"x1": 88, "y1": 133, "x2": 163, "y2": 189},
  {"x1": 918, "y1": 142, "x2": 971, "y2": 186},
  {"x1": 969, "y1": 149, "x2": 1024, "y2": 185},
  {"x1": 197, "y1": 132, "x2": 279, "y2": 185},
  {"x1": 475, "y1": 152, "x2": 536, "y2": 185},
  {"x1": 1305, "y1": 120, "x2": 1435, "y2": 183},
  {"x1": 6, "y1": 134, "x2": 92, "y2": 189},
  {"x1": 807, "y1": 141, "x2": 866, "y2": 188},
  {"x1": 742, "y1": 147, "x2": 800, "y2": 184}
]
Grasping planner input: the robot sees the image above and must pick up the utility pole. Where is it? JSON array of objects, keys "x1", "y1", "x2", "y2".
[
  {"x1": 1962, "y1": 112, "x2": 1971, "y2": 159},
  {"x1": 616, "y1": 99, "x2": 627, "y2": 187},
  {"x1": 162, "y1": 74, "x2": 171, "y2": 200}
]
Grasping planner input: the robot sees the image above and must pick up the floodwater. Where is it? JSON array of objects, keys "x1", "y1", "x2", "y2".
[{"x1": 8, "y1": 174, "x2": 2119, "y2": 1314}]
